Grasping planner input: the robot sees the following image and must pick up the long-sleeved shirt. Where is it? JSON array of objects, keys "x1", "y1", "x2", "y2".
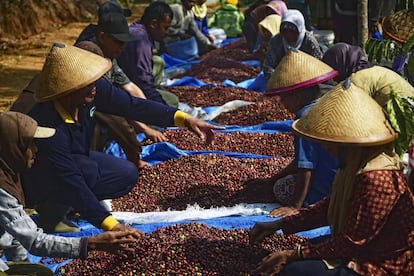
[
  {"x1": 164, "y1": 3, "x2": 211, "y2": 47},
  {"x1": 263, "y1": 32, "x2": 323, "y2": 80},
  {"x1": 294, "y1": 102, "x2": 337, "y2": 205},
  {"x1": 281, "y1": 170, "x2": 414, "y2": 275},
  {"x1": 0, "y1": 188, "x2": 86, "y2": 271},
  {"x1": 117, "y1": 22, "x2": 166, "y2": 104},
  {"x1": 193, "y1": 3, "x2": 210, "y2": 37},
  {"x1": 26, "y1": 78, "x2": 185, "y2": 228}
]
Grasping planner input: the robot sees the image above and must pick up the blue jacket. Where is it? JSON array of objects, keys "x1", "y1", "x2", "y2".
[
  {"x1": 294, "y1": 101, "x2": 338, "y2": 205},
  {"x1": 25, "y1": 78, "x2": 178, "y2": 227}
]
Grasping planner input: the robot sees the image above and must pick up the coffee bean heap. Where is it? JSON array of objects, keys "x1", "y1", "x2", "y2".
[
  {"x1": 142, "y1": 130, "x2": 294, "y2": 158},
  {"x1": 214, "y1": 97, "x2": 294, "y2": 126},
  {"x1": 112, "y1": 154, "x2": 292, "y2": 213},
  {"x1": 166, "y1": 85, "x2": 260, "y2": 107},
  {"x1": 179, "y1": 56, "x2": 260, "y2": 84},
  {"x1": 200, "y1": 38, "x2": 254, "y2": 62},
  {"x1": 57, "y1": 223, "x2": 307, "y2": 275}
]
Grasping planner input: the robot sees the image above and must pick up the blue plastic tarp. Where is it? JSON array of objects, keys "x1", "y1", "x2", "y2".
[
  {"x1": 222, "y1": 71, "x2": 267, "y2": 92},
  {"x1": 54, "y1": 216, "x2": 330, "y2": 239},
  {"x1": 220, "y1": 37, "x2": 242, "y2": 47},
  {"x1": 104, "y1": 120, "x2": 293, "y2": 166},
  {"x1": 213, "y1": 120, "x2": 293, "y2": 133},
  {"x1": 241, "y1": 60, "x2": 261, "y2": 67},
  {"x1": 30, "y1": 215, "x2": 330, "y2": 274},
  {"x1": 137, "y1": 142, "x2": 279, "y2": 166}
]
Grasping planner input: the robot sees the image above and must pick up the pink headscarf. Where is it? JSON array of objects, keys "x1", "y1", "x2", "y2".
[
  {"x1": 250, "y1": 0, "x2": 287, "y2": 26},
  {"x1": 265, "y1": 0, "x2": 287, "y2": 16}
]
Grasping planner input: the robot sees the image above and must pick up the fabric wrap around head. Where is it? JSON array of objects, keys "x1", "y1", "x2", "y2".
[{"x1": 0, "y1": 111, "x2": 55, "y2": 205}]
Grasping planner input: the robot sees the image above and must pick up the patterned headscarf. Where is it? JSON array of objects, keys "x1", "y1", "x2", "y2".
[
  {"x1": 280, "y1": 9, "x2": 306, "y2": 52},
  {"x1": 322, "y1": 42, "x2": 373, "y2": 82}
]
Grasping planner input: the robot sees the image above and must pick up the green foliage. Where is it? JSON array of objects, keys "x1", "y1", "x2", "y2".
[
  {"x1": 118, "y1": 0, "x2": 134, "y2": 8},
  {"x1": 395, "y1": 0, "x2": 414, "y2": 10},
  {"x1": 365, "y1": 37, "x2": 403, "y2": 64},
  {"x1": 402, "y1": 33, "x2": 414, "y2": 57},
  {"x1": 386, "y1": 89, "x2": 414, "y2": 156}
]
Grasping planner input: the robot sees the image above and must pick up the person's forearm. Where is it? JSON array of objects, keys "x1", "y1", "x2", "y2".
[
  {"x1": 120, "y1": 82, "x2": 146, "y2": 99},
  {"x1": 129, "y1": 120, "x2": 148, "y2": 133},
  {"x1": 95, "y1": 78, "x2": 175, "y2": 126},
  {"x1": 289, "y1": 169, "x2": 312, "y2": 208},
  {"x1": 0, "y1": 190, "x2": 84, "y2": 259},
  {"x1": 270, "y1": 161, "x2": 298, "y2": 182},
  {"x1": 281, "y1": 197, "x2": 330, "y2": 234}
]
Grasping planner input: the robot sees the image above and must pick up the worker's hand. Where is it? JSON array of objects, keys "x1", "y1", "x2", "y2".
[
  {"x1": 268, "y1": 206, "x2": 299, "y2": 218},
  {"x1": 249, "y1": 221, "x2": 281, "y2": 244},
  {"x1": 112, "y1": 223, "x2": 144, "y2": 237},
  {"x1": 253, "y1": 250, "x2": 298, "y2": 275},
  {"x1": 208, "y1": 35, "x2": 215, "y2": 44},
  {"x1": 143, "y1": 127, "x2": 168, "y2": 143},
  {"x1": 184, "y1": 116, "x2": 224, "y2": 145},
  {"x1": 208, "y1": 44, "x2": 218, "y2": 51},
  {"x1": 86, "y1": 230, "x2": 142, "y2": 256}
]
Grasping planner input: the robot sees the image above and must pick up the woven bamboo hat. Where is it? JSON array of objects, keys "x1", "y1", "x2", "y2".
[
  {"x1": 265, "y1": 49, "x2": 338, "y2": 96},
  {"x1": 292, "y1": 79, "x2": 397, "y2": 146},
  {"x1": 382, "y1": 9, "x2": 414, "y2": 43},
  {"x1": 35, "y1": 43, "x2": 112, "y2": 102}
]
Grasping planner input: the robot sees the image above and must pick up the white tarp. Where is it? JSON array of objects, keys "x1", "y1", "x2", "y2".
[{"x1": 112, "y1": 203, "x2": 281, "y2": 225}]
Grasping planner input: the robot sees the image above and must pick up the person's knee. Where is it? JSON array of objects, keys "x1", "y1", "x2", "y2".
[
  {"x1": 119, "y1": 160, "x2": 139, "y2": 193},
  {"x1": 72, "y1": 154, "x2": 100, "y2": 186}
]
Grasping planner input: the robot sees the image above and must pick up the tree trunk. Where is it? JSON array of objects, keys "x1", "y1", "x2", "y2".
[
  {"x1": 357, "y1": 0, "x2": 369, "y2": 48},
  {"x1": 0, "y1": 0, "x2": 97, "y2": 41}
]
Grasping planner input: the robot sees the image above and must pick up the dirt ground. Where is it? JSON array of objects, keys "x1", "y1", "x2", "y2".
[{"x1": 0, "y1": 4, "x2": 148, "y2": 112}]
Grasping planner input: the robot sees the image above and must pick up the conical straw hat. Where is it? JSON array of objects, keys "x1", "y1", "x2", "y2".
[
  {"x1": 292, "y1": 79, "x2": 397, "y2": 146},
  {"x1": 265, "y1": 49, "x2": 338, "y2": 96},
  {"x1": 382, "y1": 9, "x2": 414, "y2": 43},
  {"x1": 35, "y1": 43, "x2": 112, "y2": 102}
]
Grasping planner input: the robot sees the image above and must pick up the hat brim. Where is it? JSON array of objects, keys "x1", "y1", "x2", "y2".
[
  {"x1": 382, "y1": 16, "x2": 405, "y2": 43},
  {"x1": 382, "y1": 10, "x2": 414, "y2": 43},
  {"x1": 292, "y1": 120, "x2": 398, "y2": 147},
  {"x1": 110, "y1": 33, "x2": 136, "y2": 42},
  {"x1": 265, "y1": 70, "x2": 338, "y2": 96},
  {"x1": 34, "y1": 126, "x2": 56, "y2": 138}
]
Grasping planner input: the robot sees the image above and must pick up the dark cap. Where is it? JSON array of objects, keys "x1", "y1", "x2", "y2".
[
  {"x1": 97, "y1": 12, "x2": 136, "y2": 42},
  {"x1": 98, "y1": 0, "x2": 132, "y2": 17}
]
